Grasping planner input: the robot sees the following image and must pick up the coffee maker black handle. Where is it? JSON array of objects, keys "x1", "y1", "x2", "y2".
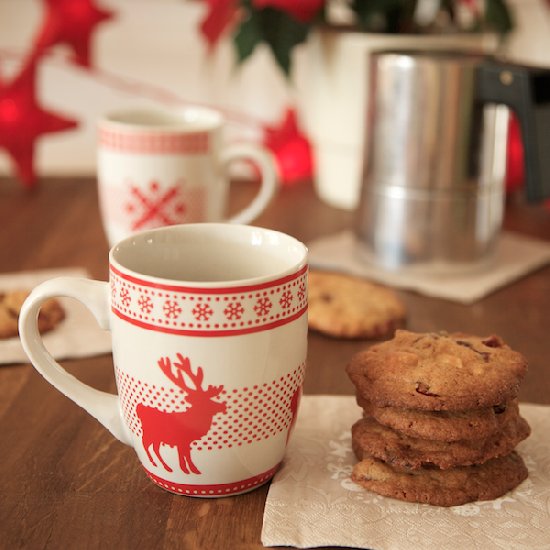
[{"x1": 476, "y1": 61, "x2": 550, "y2": 202}]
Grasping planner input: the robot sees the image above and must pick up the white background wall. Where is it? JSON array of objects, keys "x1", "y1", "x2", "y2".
[{"x1": 0, "y1": 0, "x2": 548, "y2": 178}]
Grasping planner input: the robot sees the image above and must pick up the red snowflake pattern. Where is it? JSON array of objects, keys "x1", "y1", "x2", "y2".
[
  {"x1": 138, "y1": 295, "x2": 153, "y2": 314},
  {"x1": 279, "y1": 290, "x2": 293, "y2": 309},
  {"x1": 120, "y1": 287, "x2": 131, "y2": 307},
  {"x1": 192, "y1": 303, "x2": 214, "y2": 321},
  {"x1": 163, "y1": 300, "x2": 182, "y2": 319},
  {"x1": 125, "y1": 180, "x2": 186, "y2": 231},
  {"x1": 224, "y1": 302, "x2": 244, "y2": 320},
  {"x1": 254, "y1": 297, "x2": 272, "y2": 317},
  {"x1": 110, "y1": 266, "x2": 308, "y2": 333}
]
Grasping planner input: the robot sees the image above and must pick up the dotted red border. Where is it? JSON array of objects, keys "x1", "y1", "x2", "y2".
[
  {"x1": 99, "y1": 128, "x2": 210, "y2": 155},
  {"x1": 144, "y1": 463, "x2": 280, "y2": 496}
]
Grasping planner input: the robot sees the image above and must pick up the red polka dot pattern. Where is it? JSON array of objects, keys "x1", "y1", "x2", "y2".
[
  {"x1": 144, "y1": 464, "x2": 279, "y2": 496},
  {"x1": 100, "y1": 128, "x2": 210, "y2": 154},
  {"x1": 116, "y1": 361, "x2": 306, "y2": 448}
]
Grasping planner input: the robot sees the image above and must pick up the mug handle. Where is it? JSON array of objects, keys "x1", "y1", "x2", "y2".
[
  {"x1": 221, "y1": 143, "x2": 278, "y2": 225},
  {"x1": 19, "y1": 277, "x2": 131, "y2": 445}
]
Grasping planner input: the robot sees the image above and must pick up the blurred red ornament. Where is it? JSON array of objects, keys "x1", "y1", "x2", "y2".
[
  {"x1": 264, "y1": 108, "x2": 314, "y2": 186},
  {"x1": 0, "y1": 62, "x2": 78, "y2": 188},
  {"x1": 459, "y1": 0, "x2": 480, "y2": 12},
  {"x1": 252, "y1": 0, "x2": 324, "y2": 22},
  {"x1": 200, "y1": 0, "x2": 238, "y2": 48},
  {"x1": 505, "y1": 112, "x2": 524, "y2": 194},
  {"x1": 32, "y1": 0, "x2": 114, "y2": 67}
]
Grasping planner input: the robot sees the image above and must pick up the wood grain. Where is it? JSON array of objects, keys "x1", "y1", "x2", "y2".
[{"x1": 1, "y1": 177, "x2": 549, "y2": 549}]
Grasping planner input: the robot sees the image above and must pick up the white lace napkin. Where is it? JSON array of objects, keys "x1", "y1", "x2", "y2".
[
  {"x1": 262, "y1": 395, "x2": 550, "y2": 550},
  {"x1": 0, "y1": 268, "x2": 112, "y2": 364},
  {"x1": 308, "y1": 231, "x2": 550, "y2": 304}
]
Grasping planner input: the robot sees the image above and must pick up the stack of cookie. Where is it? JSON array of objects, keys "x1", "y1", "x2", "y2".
[{"x1": 346, "y1": 330, "x2": 530, "y2": 506}]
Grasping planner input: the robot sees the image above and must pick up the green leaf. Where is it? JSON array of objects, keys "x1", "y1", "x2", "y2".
[
  {"x1": 233, "y1": 9, "x2": 263, "y2": 65},
  {"x1": 485, "y1": 0, "x2": 514, "y2": 34},
  {"x1": 258, "y1": 8, "x2": 310, "y2": 76},
  {"x1": 233, "y1": 4, "x2": 311, "y2": 77}
]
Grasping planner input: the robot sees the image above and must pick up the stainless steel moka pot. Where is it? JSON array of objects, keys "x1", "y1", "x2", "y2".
[{"x1": 355, "y1": 50, "x2": 550, "y2": 273}]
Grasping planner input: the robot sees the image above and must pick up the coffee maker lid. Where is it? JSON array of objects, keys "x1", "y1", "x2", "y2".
[{"x1": 371, "y1": 48, "x2": 489, "y2": 66}]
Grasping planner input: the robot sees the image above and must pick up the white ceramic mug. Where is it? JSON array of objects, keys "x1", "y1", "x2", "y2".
[
  {"x1": 97, "y1": 107, "x2": 277, "y2": 246},
  {"x1": 19, "y1": 224, "x2": 308, "y2": 496}
]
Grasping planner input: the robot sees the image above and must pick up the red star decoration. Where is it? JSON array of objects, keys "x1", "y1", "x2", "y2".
[
  {"x1": 252, "y1": 0, "x2": 324, "y2": 22},
  {"x1": 199, "y1": 0, "x2": 239, "y2": 48},
  {"x1": 32, "y1": 0, "x2": 114, "y2": 67},
  {"x1": 505, "y1": 112, "x2": 524, "y2": 194},
  {"x1": 0, "y1": 61, "x2": 78, "y2": 188},
  {"x1": 263, "y1": 108, "x2": 314, "y2": 186}
]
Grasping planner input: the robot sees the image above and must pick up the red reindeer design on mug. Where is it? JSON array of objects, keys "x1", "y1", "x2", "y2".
[
  {"x1": 19, "y1": 224, "x2": 308, "y2": 496},
  {"x1": 136, "y1": 353, "x2": 227, "y2": 475}
]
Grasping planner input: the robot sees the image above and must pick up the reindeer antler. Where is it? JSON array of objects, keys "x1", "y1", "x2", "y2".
[
  {"x1": 174, "y1": 353, "x2": 204, "y2": 391},
  {"x1": 157, "y1": 353, "x2": 207, "y2": 392},
  {"x1": 157, "y1": 356, "x2": 187, "y2": 390},
  {"x1": 158, "y1": 354, "x2": 225, "y2": 397}
]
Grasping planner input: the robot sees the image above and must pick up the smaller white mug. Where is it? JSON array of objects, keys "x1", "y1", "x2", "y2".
[{"x1": 97, "y1": 107, "x2": 277, "y2": 246}]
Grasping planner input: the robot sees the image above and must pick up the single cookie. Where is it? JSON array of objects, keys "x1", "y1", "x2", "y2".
[
  {"x1": 307, "y1": 271, "x2": 406, "y2": 339},
  {"x1": 0, "y1": 290, "x2": 65, "y2": 339},
  {"x1": 0, "y1": 304, "x2": 19, "y2": 339},
  {"x1": 351, "y1": 415, "x2": 530, "y2": 470},
  {"x1": 356, "y1": 395, "x2": 520, "y2": 442},
  {"x1": 346, "y1": 330, "x2": 528, "y2": 411},
  {"x1": 351, "y1": 452, "x2": 528, "y2": 507}
]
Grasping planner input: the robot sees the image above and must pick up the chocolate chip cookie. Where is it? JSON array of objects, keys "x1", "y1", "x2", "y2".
[
  {"x1": 0, "y1": 289, "x2": 65, "y2": 339},
  {"x1": 347, "y1": 330, "x2": 528, "y2": 411},
  {"x1": 352, "y1": 415, "x2": 530, "y2": 470},
  {"x1": 351, "y1": 452, "x2": 528, "y2": 507},
  {"x1": 307, "y1": 271, "x2": 406, "y2": 339},
  {"x1": 357, "y1": 395, "x2": 520, "y2": 442}
]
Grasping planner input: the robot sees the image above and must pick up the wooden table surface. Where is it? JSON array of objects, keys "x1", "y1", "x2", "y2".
[{"x1": 1, "y1": 177, "x2": 549, "y2": 549}]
